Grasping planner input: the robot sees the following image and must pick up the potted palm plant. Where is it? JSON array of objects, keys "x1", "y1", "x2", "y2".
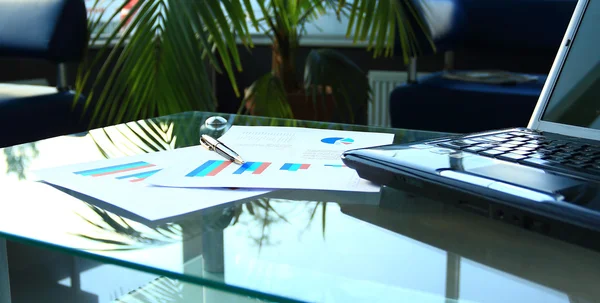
[
  {"x1": 238, "y1": 2, "x2": 373, "y2": 124},
  {"x1": 78, "y1": 0, "x2": 430, "y2": 127}
]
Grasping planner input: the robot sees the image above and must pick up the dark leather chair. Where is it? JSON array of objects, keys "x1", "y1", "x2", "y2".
[
  {"x1": 389, "y1": 0, "x2": 577, "y2": 133},
  {"x1": 0, "y1": 0, "x2": 89, "y2": 148}
]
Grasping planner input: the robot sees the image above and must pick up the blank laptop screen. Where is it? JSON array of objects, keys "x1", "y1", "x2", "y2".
[{"x1": 541, "y1": 0, "x2": 600, "y2": 130}]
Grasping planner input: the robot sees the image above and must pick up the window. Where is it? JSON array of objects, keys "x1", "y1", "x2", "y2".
[
  {"x1": 85, "y1": 0, "x2": 357, "y2": 47},
  {"x1": 85, "y1": 0, "x2": 136, "y2": 39}
]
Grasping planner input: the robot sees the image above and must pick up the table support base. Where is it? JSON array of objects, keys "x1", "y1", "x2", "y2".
[
  {"x1": 445, "y1": 252, "x2": 460, "y2": 302},
  {"x1": 0, "y1": 239, "x2": 11, "y2": 303}
]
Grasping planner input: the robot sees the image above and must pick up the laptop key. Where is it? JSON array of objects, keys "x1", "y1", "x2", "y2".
[
  {"x1": 516, "y1": 146, "x2": 536, "y2": 151},
  {"x1": 460, "y1": 139, "x2": 480, "y2": 145},
  {"x1": 463, "y1": 146, "x2": 488, "y2": 153},
  {"x1": 571, "y1": 155, "x2": 593, "y2": 162},
  {"x1": 581, "y1": 147, "x2": 600, "y2": 153},
  {"x1": 479, "y1": 149, "x2": 505, "y2": 157},
  {"x1": 524, "y1": 135, "x2": 543, "y2": 139},
  {"x1": 476, "y1": 143, "x2": 497, "y2": 149},
  {"x1": 547, "y1": 142, "x2": 568, "y2": 148},
  {"x1": 561, "y1": 145, "x2": 582, "y2": 152},
  {"x1": 547, "y1": 156, "x2": 569, "y2": 164},
  {"x1": 581, "y1": 152, "x2": 600, "y2": 159},
  {"x1": 536, "y1": 149, "x2": 555, "y2": 155},
  {"x1": 511, "y1": 150, "x2": 532, "y2": 155},
  {"x1": 567, "y1": 142, "x2": 589, "y2": 148},
  {"x1": 470, "y1": 138, "x2": 495, "y2": 144},
  {"x1": 527, "y1": 140, "x2": 546, "y2": 145},
  {"x1": 497, "y1": 153, "x2": 528, "y2": 162},
  {"x1": 528, "y1": 153, "x2": 547, "y2": 159},
  {"x1": 553, "y1": 152, "x2": 575, "y2": 159},
  {"x1": 486, "y1": 136, "x2": 510, "y2": 142},
  {"x1": 522, "y1": 144, "x2": 541, "y2": 149}
]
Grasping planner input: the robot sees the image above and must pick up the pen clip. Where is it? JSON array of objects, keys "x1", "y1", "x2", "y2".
[{"x1": 200, "y1": 135, "x2": 216, "y2": 151}]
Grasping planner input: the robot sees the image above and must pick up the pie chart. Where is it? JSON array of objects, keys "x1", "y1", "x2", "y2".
[{"x1": 321, "y1": 137, "x2": 354, "y2": 145}]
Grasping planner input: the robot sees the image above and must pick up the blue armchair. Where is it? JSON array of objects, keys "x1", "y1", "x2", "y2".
[
  {"x1": 389, "y1": 0, "x2": 577, "y2": 133},
  {"x1": 0, "y1": 0, "x2": 89, "y2": 147}
]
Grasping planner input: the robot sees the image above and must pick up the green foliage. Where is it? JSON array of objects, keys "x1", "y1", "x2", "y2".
[
  {"x1": 77, "y1": 0, "x2": 432, "y2": 127},
  {"x1": 238, "y1": 72, "x2": 294, "y2": 119}
]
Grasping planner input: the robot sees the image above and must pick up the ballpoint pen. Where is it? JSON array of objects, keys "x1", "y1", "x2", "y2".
[{"x1": 200, "y1": 134, "x2": 245, "y2": 165}]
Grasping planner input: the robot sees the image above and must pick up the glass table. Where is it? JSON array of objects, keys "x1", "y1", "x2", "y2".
[{"x1": 0, "y1": 111, "x2": 599, "y2": 303}]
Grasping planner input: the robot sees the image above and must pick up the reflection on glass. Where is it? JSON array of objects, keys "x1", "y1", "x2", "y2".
[
  {"x1": 116, "y1": 276, "x2": 271, "y2": 303},
  {"x1": 55, "y1": 261, "x2": 268, "y2": 303},
  {"x1": 3, "y1": 142, "x2": 39, "y2": 180},
  {"x1": 225, "y1": 202, "x2": 449, "y2": 302},
  {"x1": 230, "y1": 199, "x2": 329, "y2": 252},
  {"x1": 74, "y1": 197, "x2": 327, "y2": 253},
  {"x1": 75, "y1": 204, "x2": 189, "y2": 250}
]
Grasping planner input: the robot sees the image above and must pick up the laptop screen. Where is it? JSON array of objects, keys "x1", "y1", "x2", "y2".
[{"x1": 541, "y1": 0, "x2": 600, "y2": 130}]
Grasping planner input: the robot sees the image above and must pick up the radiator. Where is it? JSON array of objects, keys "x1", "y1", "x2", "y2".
[{"x1": 367, "y1": 71, "x2": 407, "y2": 127}]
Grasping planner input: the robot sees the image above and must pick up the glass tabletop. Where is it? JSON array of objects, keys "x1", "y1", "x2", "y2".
[{"x1": 0, "y1": 111, "x2": 599, "y2": 303}]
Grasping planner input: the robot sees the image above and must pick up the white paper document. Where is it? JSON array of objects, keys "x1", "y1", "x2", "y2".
[
  {"x1": 217, "y1": 126, "x2": 394, "y2": 162},
  {"x1": 34, "y1": 149, "x2": 270, "y2": 222},
  {"x1": 145, "y1": 126, "x2": 394, "y2": 192}
]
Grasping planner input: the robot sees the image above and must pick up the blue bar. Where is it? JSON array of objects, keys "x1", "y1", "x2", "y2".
[
  {"x1": 75, "y1": 161, "x2": 149, "y2": 176},
  {"x1": 280, "y1": 163, "x2": 293, "y2": 171},
  {"x1": 233, "y1": 162, "x2": 254, "y2": 174},
  {"x1": 288, "y1": 164, "x2": 301, "y2": 171},
  {"x1": 116, "y1": 169, "x2": 162, "y2": 180},
  {"x1": 247, "y1": 162, "x2": 262, "y2": 172},
  {"x1": 196, "y1": 161, "x2": 224, "y2": 177},
  {"x1": 186, "y1": 160, "x2": 216, "y2": 177}
]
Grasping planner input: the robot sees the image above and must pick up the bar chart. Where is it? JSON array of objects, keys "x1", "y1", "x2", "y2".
[
  {"x1": 324, "y1": 164, "x2": 347, "y2": 168},
  {"x1": 280, "y1": 163, "x2": 311, "y2": 171},
  {"x1": 186, "y1": 160, "x2": 233, "y2": 177},
  {"x1": 116, "y1": 169, "x2": 163, "y2": 182},
  {"x1": 233, "y1": 162, "x2": 272, "y2": 175},
  {"x1": 74, "y1": 161, "x2": 156, "y2": 177}
]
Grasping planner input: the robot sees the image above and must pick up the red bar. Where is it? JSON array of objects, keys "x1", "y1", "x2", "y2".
[
  {"x1": 130, "y1": 178, "x2": 146, "y2": 183},
  {"x1": 300, "y1": 164, "x2": 310, "y2": 169},
  {"x1": 207, "y1": 161, "x2": 232, "y2": 176},
  {"x1": 92, "y1": 164, "x2": 155, "y2": 177},
  {"x1": 253, "y1": 162, "x2": 271, "y2": 174}
]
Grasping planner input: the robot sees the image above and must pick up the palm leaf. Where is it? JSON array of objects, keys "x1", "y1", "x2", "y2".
[
  {"x1": 112, "y1": 276, "x2": 185, "y2": 302},
  {"x1": 304, "y1": 48, "x2": 370, "y2": 124},
  {"x1": 77, "y1": 0, "x2": 258, "y2": 128},
  {"x1": 344, "y1": 0, "x2": 435, "y2": 60},
  {"x1": 238, "y1": 72, "x2": 294, "y2": 119}
]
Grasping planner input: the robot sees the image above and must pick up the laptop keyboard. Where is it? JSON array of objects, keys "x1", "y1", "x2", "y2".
[{"x1": 435, "y1": 130, "x2": 600, "y2": 177}]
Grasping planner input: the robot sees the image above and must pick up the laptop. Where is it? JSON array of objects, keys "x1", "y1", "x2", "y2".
[{"x1": 342, "y1": 0, "x2": 600, "y2": 252}]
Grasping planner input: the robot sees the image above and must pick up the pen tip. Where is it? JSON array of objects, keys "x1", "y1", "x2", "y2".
[{"x1": 234, "y1": 156, "x2": 245, "y2": 165}]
